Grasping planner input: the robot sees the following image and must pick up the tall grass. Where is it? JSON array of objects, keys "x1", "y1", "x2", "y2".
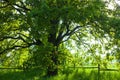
[{"x1": 0, "y1": 68, "x2": 120, "y2": 80}]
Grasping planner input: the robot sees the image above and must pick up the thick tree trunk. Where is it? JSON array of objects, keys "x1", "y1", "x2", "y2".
[
  {"x1": 47, "y1": 31, "x2": 60, "y2": 76},
  {"x1": 47, "y1": 49, "x2": 59, "y2": 76},
  {"x1": 47, "y1": 65, "x2": 58, "y2": 76}
]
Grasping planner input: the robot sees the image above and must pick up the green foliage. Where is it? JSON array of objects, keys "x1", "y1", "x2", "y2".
[
  {"x1": 21, "y1": 44, "x2": 53, "y2": 69},
  {"x1": 1, "y1": 0, "x2": 120, "y2": 76}
]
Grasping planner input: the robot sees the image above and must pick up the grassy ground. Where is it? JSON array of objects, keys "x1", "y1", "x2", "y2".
[{"x1": 0, "y1": 68, "x2": 120, "y2": 80}]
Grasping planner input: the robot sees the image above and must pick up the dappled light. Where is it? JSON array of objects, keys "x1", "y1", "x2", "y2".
[{"x1": 0, "y1": 0, "x2": 120, "y2": 80}]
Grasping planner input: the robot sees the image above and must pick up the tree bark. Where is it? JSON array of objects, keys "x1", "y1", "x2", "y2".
[
  {"x1": 47, "y1": 33, "x2": 59, "y2": 76},
  {"x1": 46, "y1": 49, "x2": 59, "y2": 76}
]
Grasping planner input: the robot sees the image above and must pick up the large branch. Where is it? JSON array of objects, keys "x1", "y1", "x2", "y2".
[
  {"x1": 0, "y1": 45, "x2": 29, "y2": 54},
  {"x1": 0, "y1": 36, "x2": 29, "y2": 44},
  {"x1": 0, "y1": 0, "x2": 9, "y2": 8},
  {"x1": 61, "y1": 26, "x2": 81, "y2": 43},
  {"x1": 13, "y1": 1, "x2": 31, "y2": 12},
  {"x1": 0, "y1": 0, "x2": 30, "y2": 12},
  {"x1": 56, "y1": 22, "x2": 70, "y2": 44},
  {"x1": 56, "y1": 25, "x2": 82, "y2": 45},
  {"x1": 0, "y1": 3, "x2": 10, "y2": 8},
  {"x1": 0, "y1": 39, "x2": 43, "y2": 54},
  {"x1": 67, "y1": 26, "x2": 81, "y2": 36},
  {"x1": 0, "y1": 35, "x2": 43, "y2": 45},
  {"x1": 0, "y1": 35, "x2": 43, "y2": 54}
]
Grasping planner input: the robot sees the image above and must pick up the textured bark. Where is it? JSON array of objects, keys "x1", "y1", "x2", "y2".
[{"x1": 47, "y1": 49, "x2": 59, "y2": 76}]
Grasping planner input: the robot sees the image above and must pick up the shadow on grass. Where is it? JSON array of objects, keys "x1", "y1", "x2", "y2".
[
  {"x1": 0, "y1": 69, "x2": 45, "y2": 80},
  {"x1": 0, "y1": 68, "x2": 120, "y2": 80}
]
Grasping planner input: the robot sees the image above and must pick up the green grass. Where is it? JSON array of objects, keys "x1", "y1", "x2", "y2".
[{"x1": 0, "y1": 68, "x2": 120, "y2": 80}]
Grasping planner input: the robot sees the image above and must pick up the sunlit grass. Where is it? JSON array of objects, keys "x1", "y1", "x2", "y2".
[{"x1": 0, "y1": 68, "x2": 120, "y2": 80}]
